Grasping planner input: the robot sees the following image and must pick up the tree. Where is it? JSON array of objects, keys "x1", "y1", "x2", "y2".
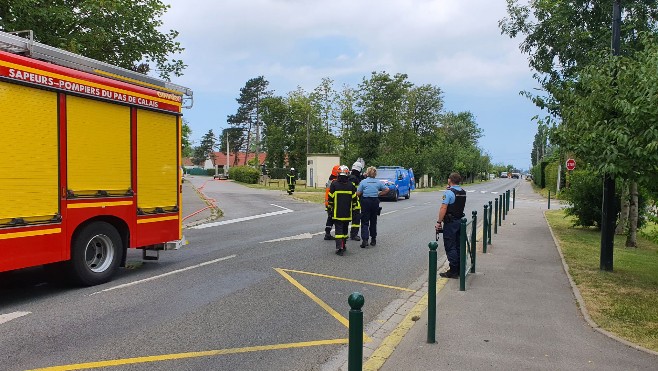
[
  {"x1": 310, "y1": 77, "x2": 339, "y2": 153},
  {"x1": 181, "y1": 119, "x2": 192, "y2": 158},
  {"x1": 191, "y1": 130, "x2": 217, "y2": 167},
  {"x1": 0, "y1": 0, "x2": 186, "y2": 79},
  {"x1": 227, "y1": 76, "x2": 272, "y2": 165}
]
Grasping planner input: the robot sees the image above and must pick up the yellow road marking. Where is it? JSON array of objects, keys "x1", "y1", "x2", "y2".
[
  {"x1": 275, "y1": 268, "x2": 372, "y2": 342},
  {"x1": 363, "y1": 278, "x2": 449, "y2": 371},
  {"x1": 281, "y1": 269, "x2": 415, "y2": 292},
  {"x1": 27, "y1": 339, "x2": 348, "y2": 371}
]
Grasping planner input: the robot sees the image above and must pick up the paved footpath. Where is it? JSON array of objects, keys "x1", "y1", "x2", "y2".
[{"x1": 378, "y1": 180, "x2": 657, "y2": 371}]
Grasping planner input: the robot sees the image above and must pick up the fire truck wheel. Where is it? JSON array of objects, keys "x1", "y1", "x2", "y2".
[{"x1": 69, "y1": 222, "x2": 122, "y2": 286}]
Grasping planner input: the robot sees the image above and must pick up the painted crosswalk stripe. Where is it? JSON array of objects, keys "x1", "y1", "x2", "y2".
[{"x1": 0, "y1": 311, "x2": 30, "y2": 324}]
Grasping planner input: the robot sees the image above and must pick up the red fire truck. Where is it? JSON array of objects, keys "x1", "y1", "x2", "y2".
[{"x1": 0, "y1": 30, "x2": 193, "y2": 285}]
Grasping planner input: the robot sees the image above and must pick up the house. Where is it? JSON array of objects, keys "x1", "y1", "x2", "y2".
[{"x1": 212, "y1": 152, "x2": 267, "y2": 173}]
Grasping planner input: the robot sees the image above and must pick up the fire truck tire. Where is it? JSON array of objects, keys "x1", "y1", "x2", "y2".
[{"x1": 69, "y1": 222, "x2": 122, "y2": 286}]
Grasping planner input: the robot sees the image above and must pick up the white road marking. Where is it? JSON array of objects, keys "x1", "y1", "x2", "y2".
[
  {"x1": 403, "y1": 206, "x2": 415, "y2": 210},
  {"x1": 381, "y1": 210, "x2": 398, "y2": 216},
  {"x1": 0, "y1": 311, "x2": 30, "y2": 324},
  {"x1": 261, "y1": 233, "x2": 314, "y2": 243},
  {"x1": 491, "y1": 191, "x2": 499, "y2": 194},
  {"x1": 89, "y1": 255, "x2": 236, "y2": 296},
  {"x1": 191, "y1": 204, "x2": 293, "y2": 229}
]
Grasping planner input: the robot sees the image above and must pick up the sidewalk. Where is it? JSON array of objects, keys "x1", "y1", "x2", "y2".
[{"x1": 377, "y1": 181, "x2": 657, "y2": 370}]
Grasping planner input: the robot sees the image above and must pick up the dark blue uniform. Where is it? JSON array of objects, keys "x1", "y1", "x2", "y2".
[{"x1": 442, "y1": 186, "x2": 466, "y2": 272}]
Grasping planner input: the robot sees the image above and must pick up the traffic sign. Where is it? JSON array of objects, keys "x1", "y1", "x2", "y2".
[{"x1": 566, "y1": 158, "x2": 576, "y2": 171}]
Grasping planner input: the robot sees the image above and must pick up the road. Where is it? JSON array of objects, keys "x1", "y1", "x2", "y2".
[{"x1": 0, "y1": 178, "x2": 524, "y2": 371}]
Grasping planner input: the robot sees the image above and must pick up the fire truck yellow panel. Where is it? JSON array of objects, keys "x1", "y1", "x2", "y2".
[
  {"x1": 137, "y1": 110, "x2": 177, "y2": 212},
  {"x1": 0, "y1": 82, "x2": 58, "y2": 223},
  {"x1": 67, "y1": 96, "x2": 130, "y2": 196}
]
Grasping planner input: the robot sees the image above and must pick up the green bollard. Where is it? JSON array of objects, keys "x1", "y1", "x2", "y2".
[
  {"x1": 488, "y1": 201, "x2": 493, "y2": 244},
  {"x1": 494, "y1": 198, "x2": 499, "y2": 234},
  {"x1": 483, "y1": 205, "x2": 488, "y2": 254},
  {"x1": 506, "y1": 190, "x2": 511, "y2": 213},
  {"x1": 502, "y1": 193, "x2": 506, "y2": 220},
  {"x1": 513, "y1": 188, "x2": 516, "y2": 209},
  {"x1": 471, "y1": 210, "x2": 477, "y2": 273},
  {"x1": 498, "y1": 195, "x2": 503, "y2": 226},
  {"x1": 459, "y1": 218, "x2": 467, "y2": 291},
  {"x1": 427, "y1": 241, "x2": 438, "y2": 343},
  {"x1": 548, "y1": 190, "x2": 551, "y2": 209},
  {"x1": 348, "y1": 292, "x2": 364, "y2": 371}
]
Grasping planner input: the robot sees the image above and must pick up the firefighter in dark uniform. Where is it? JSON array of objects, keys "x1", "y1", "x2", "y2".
[
  {"x1": 324, "y1": 165, "x2": 340, "y2": 240},
  {"x1": 327, "y1": 165, "x2": 358, "y2": 256},
  {"x1": 286, "y1": 167, "x2": 296, "y2": 195},
  {"x1": 348, "y1": 160, "x2": 365, "y2": 241},
  {"x1": 435, "y1": 172, "x2": 466, "y2": 278}
]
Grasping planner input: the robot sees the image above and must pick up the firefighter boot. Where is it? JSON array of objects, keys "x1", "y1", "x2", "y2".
[
  {"x1": 335, "y1": 239, "x2": 345, "y2": 256},
  {"x1": 324, "y1": 227, "x2": 335, "y2": 240},
  {"x1": 350, "y1": 229, "x2": 361, "y2": 241}
]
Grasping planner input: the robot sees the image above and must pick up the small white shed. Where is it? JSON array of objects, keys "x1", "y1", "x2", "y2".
[{"x1": 306, "y1": 154, "x2": 340, "y2": 188}]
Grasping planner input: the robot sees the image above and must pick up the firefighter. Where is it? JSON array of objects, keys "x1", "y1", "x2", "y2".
[
  {"x1": 327, "y1": 165, "x2": 358, "y2": 256},
  {"x1": 286, "y1": 167, "x2": 296, "y2": 195},
  {"x1": 348, "y1": 160, "x2": 365, "y2": 241},
  {"x1": 323, "y1": 165, "x2": 340, "y2": 240}
]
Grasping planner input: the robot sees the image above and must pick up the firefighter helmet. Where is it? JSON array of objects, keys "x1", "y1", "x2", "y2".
[
  {"x1": 338, "y1": 165, "x2": 349, "y2": 177},
  {"x1": 331, "y1": 165, "x2": 340, "y2": 177},
  {"x1": 290, "y1": 167, "x2": 295, "y2": 171}
]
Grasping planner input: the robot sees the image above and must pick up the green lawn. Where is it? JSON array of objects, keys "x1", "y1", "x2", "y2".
[{"x1": 545, "y1": 210, "x2": 658, "y2": 351}]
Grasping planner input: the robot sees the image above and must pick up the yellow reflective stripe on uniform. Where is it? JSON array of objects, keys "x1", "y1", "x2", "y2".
[
  {"x1": 352, "y1": 223, "x2": 360, "y2": 228},
  {"x1": 334, "y1": 190, "x2": 352, "y2": 195},
  {"x1": 335, "y1": 234, "x2": 348, "y2": 238}
]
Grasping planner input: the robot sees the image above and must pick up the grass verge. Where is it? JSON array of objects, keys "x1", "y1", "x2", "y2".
[{"x1": 545, "y1": 210, "x2": 658, "y2": 352}]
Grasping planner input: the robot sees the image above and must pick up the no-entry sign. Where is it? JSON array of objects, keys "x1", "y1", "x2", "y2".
[{"x1": 566, "y1": 158, "x2": 576, "y2": 171}]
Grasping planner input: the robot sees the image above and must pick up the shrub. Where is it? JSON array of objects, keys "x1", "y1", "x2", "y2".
[
  {"x1": 562, "y1": 169, "x2": 621, "y2": 229},
  {"x1": 228, "y1": 166, "x2": 260, "y2": 184}
]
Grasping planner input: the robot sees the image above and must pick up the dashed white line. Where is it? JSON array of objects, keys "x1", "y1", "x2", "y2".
[
  {"x1": 192, "y1": 204, "x2": 293, "y2": 229},
  {"x1": 0, "y1": 311, "x2": 30, "y2": 324},
  {"x1": 89, "y1": 255, "x2": 236, "y2": 296},
  {"x1": 381, "y1": 210, "x2": 398, "y2": 216}
]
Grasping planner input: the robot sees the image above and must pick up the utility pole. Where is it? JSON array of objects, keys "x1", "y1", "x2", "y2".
[
  {"x1": 226, "y1": 129, "x2": 230, "y2": 175},
  {"x1": 601, "y1": 0, "x2": 621, "y2": 271}
]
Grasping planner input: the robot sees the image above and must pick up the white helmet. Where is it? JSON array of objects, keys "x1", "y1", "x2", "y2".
[
  {"x1": 352, "y1": 161, "x2": 363, "y2": 172},
  {"x1": 338, "y1": 165, "x2": 350, "y2": 177},
  {"x1": 290, "y1": 167, "x2": 295, "y2": 171}
]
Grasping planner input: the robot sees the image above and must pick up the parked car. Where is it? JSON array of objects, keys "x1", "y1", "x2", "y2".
[
  {"x1": 375, "y1": 166, "x2": 415, "y2": 201},
  {"x1": 500, "y1": 172, "x2": 508, "y2": 178},
  {"x1": 511, "y1": 172, "x2": 520, "y2": 179}
]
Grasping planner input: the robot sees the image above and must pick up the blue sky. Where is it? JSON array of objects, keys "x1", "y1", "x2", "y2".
[{"x1": 162, "y1": 0, "x2": 543, "y2": 170}]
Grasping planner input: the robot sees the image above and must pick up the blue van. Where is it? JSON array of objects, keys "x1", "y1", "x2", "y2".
[{"x1": 375, "y1": 166, "x2": 416, "y2": 201}]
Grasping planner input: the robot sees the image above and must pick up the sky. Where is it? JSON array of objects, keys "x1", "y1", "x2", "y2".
[{"x1": 161, "y1": 0, "x2": 543, "y2": 170}]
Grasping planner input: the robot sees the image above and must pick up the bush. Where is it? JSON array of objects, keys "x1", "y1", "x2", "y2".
[
  {"x1": 228, "y1": 166, "x2": 260, "y2": 184},
  {"x1": 562, "y1": 169, "x2": 621, "y2": 229}
]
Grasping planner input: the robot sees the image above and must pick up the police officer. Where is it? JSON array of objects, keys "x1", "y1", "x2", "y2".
[
  {"x1": 286, "y1": 167, "x2": 296, "y2": 195},
  {"x1": 435, "y1": 172, "x2": 466, "y2": 278},
  {"x1": 328, "y1": 165, "x2": 358, "y2": 256},
  {"x1": 324, "y1": 165, "x2": 340, "y2": 240},
  {"x1": 356, "y1": 166, "x2": 389, "y2": 247},
  {"x1": 348, "y1": 160, "x2": 365, "y2": 241}
]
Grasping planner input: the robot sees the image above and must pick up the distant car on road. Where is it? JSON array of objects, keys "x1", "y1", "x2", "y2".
[
  {"x1": 511, "y1": 172, "x2": 520, "y2": 179},
  {"x1": 376, "y1": 166, "x2": 415, "y2": 201},
  {"x1": 500, "y1": 172, "x2": 508, "y2": 178}
]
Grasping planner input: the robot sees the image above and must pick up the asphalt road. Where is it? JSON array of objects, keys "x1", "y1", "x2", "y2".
[{"x1": 0, "y1": 178, "x2": 524, "y2": 371}]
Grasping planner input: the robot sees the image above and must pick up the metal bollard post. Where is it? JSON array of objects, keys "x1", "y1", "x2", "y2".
[
  {"x1": 488, "y1": 201, "x2": 493, "y2": 244},
  {"x1": 506, "y1": 190, "x2": 511, "y2": 213},
  {"x1": 459, "y1": 218, "x2": 467, "y2": 291},
  {"x1": 427, "y1": 242, "x2": 438, "y2": 343},
  {"x1": 498, "y1": 195, "x2": 503, "y2": 226},
  {"x1": 494, "y1": 198, "x2": 499, "y2": 234},
  {"x1": 483, "y1": 205, "x2": 488, "y2": 253},
  {"x1": 471, "y1": 210, "x2": 477, "y2": 273},
  {"x1": 548, "y1": 190, "x2": 551, "y2": 209},
  {"x1": 502, "y1": 193, "x2": 506, "y2": 220},
  {"x1": 348, "y1": 292, "x2": 364, "y2": 371},
  {"x1": 513, "y1": 188, "x2": 516, "y2": 209}
]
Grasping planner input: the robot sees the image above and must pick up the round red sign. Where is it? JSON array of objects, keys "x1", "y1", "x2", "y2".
[{"x1": 566, "y1": 158, "x2": 576, "y2": 171}]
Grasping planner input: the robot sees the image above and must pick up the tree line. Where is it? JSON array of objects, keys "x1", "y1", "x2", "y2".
[
  {"x1": 190, "y1": 72, "x2": 499, "y2": 182},
  {"x1": 501, "y1": 0, "x2": 658, "y2": 247}
]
